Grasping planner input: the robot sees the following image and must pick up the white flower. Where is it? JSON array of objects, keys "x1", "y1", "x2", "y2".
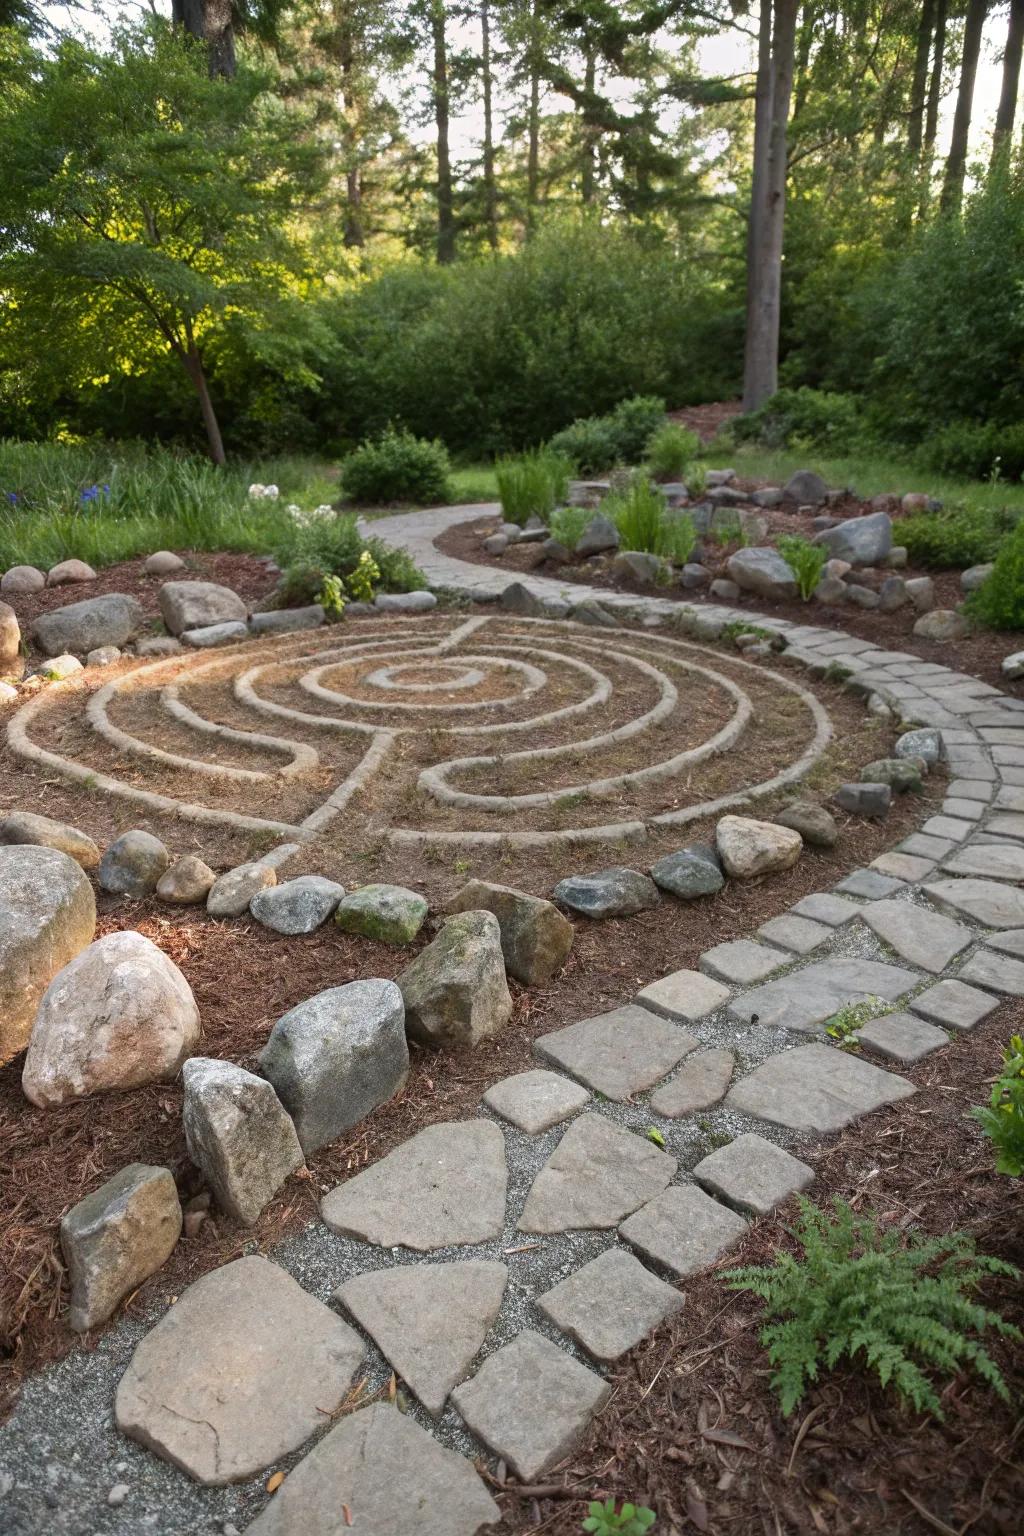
[
  {"x1": 247, "y1": 483, "x2": 265, "y2": 498},
  {"x1": 286, "y1": 503, "x2": 301, "y2": 515},
  {"x1": 263, "y1": 484, "x2": 280, "y2": 500}
]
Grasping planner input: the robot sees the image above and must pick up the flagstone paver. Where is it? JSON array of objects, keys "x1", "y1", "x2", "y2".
[
  {"x1": 834, "y1": 868, "x2": 905, "y2": 898},
  {"x1": 923, "y1": 877, "x2": 1024, "y2": 928},
  {"x1": 871, "y1": 851, "x2": 936, "y2": 882},
  {"x1": 450, "y1": 1330, "x2": 611, "y2": 1481},
  {"x1": 692, "y1": 1133, "x2": 814, "y2": 1217},
  {"x1": 853, "y1": 1010, "x2": 949, "y2": 1062},
  {"x1": 909, "y1": 978, "x2": 1001, "y2": 1031},
  {"x1": 699, "y1": 937, "x2": 788, "y2": 985},
  {"x1": 618, "y1": 1184, "x2": 749, "y2": 1277},
  {"x1": 986, "y1": 929, "x2": 1024, "y2": 959},
  {"x1": 482, "y1": 1068, "x2": 590, "y2": 1133},
  {"x1": 244, "y1": 1403, "x2": 500, "y2": 1535},
  {"x1": 858, "y1": 898, "x2": 972, "y2": 973},
  {"x1": 757, "y1": 914, "x2": 833, "y2": 954},
  {"x1": 727, "y1": 957, "x2": 919, "y2": 1032},
  {"x1": 518, "y1": 1113, "x2": 676, "y2": 1233},
  {"x1": 537, "y1": 1247, "x2": 683, "y2": 1363},
  {"x1": 321, "y1": 1121, "x2": 507, "y2": 1250},
  {"x1": 335, "y1": 1261, "x2": 507, "y2": 1415},
  {"x1": 988, "y1": 812, "x2": 1024, "y2": 840},
  {"x1": 789, "y1": 893, "x2": 861, "y2": 926},
  {"x1": 942, "y1": 842, "x2": 1024, "y2": 882},
  {"x1": 725, "y1": 1043, "x2": 915, "y2": 1132},
  {"x1": 533, "y1": 1005, "x2": 698, "y2": 1099},
  {"x1": 634, "y1": 969, "x2": 732, "y2": 1023},
  {"x1": 958, "y1": 949, "x2": 1024, "y2": 996},
  {"x1": 114, "y1": 1257, "x2": 364, "y2": 1485},
  {"x1": 649, "y1": 1048, "x2": 735, "y2": 1117}
]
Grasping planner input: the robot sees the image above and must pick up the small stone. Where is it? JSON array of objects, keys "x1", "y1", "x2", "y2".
[
  {"x1": 336, "y1": 1261, "x2": 507, "y2": 1416},
  {"x1": 250, "y1": 875, "x2": 345, "y2": 935},
  {"x1": 159, "y1": 580, "x2": 247, "y2": 636},
  {"x1": 31, "y1": 594, "x2": 143, "y2": 658},
  {"x1": 33, "y1": 653, "x2": 83, "y2": 681},
  {"x1": 649, "y1": 843, "x2": 724, "y2": 899},
  {"x1": 321, "y1": 1120, "x2": 507, "y2": 1250},
  {"x1": 709, "y1": 578, "x2": 740, "y2": 601},
  {"x1": 137, "y1": 636, "x2": 183, "y2": 658},
  {"x1": 0, "y1": 680, "x2": 17, "y2": 704},
  {"x1": 813, "y1": 576, "x2": 848, "y2": 604},
  {"x1": 619, "y1": 1184, "x2": 748, "y2": 1277},
  {"x1": 692, "y1": 1132, "x2": 814, "y2": 1217},
  {"x1": 538, "y1": 1248, "x2": 682, "y2": 1364},
  {"x1": 700, "y1": 938, "x2": 787, "y2": 985},
  {"x1": 854, "y1": 1011, "x2": 949, "y2": 1062},
  {"x1": 649, "y1": 1049, "x2": 734, "y2": 1117},
  {"x1": 727, "y1": 957, "x2": 917, "y2": 1032},
  {"x1": 483, "y1": 1068, "x2": 590, "y2": 1133},
  {"x1": 901, "y1": 492, "x2": 930, "y2": 514},
  {"x1": 207, "y1": 861, "x2": 277, "y2": 918},
  {"x1": 835, "y1": 782, "x2": 891, "y2": 818},
  {"x1": 680, "y1": 562, "x2": 710, "y2": 588},
  {"x1": 905, "y1": 576, "x2": 935, "y2": 612},
  {"x1": 635, "y1": 970, "x2": 731, "y2": 1023},
  {"x1": 499, "y1": 582, "x2": 547, "y2": 616},
  {"x1": 1, "y1": 564, "x2": 45, "y2": 594},
  {"x1": 145, "y1": 551, "x2": 186, "y2": 576},
  {"x1": 896, "y1": 728, "x2": 941, "y2": 765},
  {"x1": 445, "y1": 879, "x2": 572, "y2": 984},
  {"x1": 924, "y1": 877, "x2": 1024, "y2": 929},
  {"x1": 783, "y1": 470, "x2": 830, "y2": 505},
  {"x1": 887, "y1": 545, "x2": 908, "y2": 568},
  {"x1": 250, "y1": 605, "x2": 325, "y2": 636},
  {"x1": 181, "y1": 620, "x2": 249, "y2": 648},
  {"x1": 183, "y1": 1059, "x2": 304, "y2": 1225},
  {"x1": 570, "y1": 598, "x2": 619, "y2": 627},
  {"x1": 859, "y1": 898, "x2": 971, "y2": 973},
  {"x1": 373, "y1": 590, "x2": 437, "y2": 612},
  {"x1": 790, "y1": 893, "x2": 861, "y2": 926},
  {"x1": 0, "y1": 810, "x2": 99, "y2": 869},
  {"x1": 725, "y1": 546, "x2": 797, "y2": 600},
  {"x1": 553, "y1": 866, "x2": 659, "y2": 919},
  {"x1": 773, "y1": 802, "x2": 837, "y2": 848},
  {"x1": 98, "y1": 830, "x2": 170, "y2": 896},
  {"x1": 114, "y1": 1256, "x2": 364, "y2": 1485},
  {"x1": 757, "y1": 914, "x2": 832, "y2": 955},
  {"x1": 878, "y1": 576, "x2": 907, "y2": 612},
  {"x1": 612, "y1": 551, "x2": 665, "y2": 585},
  {"x1": 22, "y1": 931, "x2": 200, "y2": 1107},
  {"x1": 518, "y1": 1113, "x2": 676, "y2": 1233},
  {"x1": 534, "y1": 1006, "x2": 698, "y2": 1100},
  {"x1": 961, "y1": 563, "x2": 993, "y2": 592},
  {"x1": 107, "y1": 1484, "x2": 130, "y2": 1507},
  {"x1": 451, "y1": 1330, "x2": 611, "y2": 1482},
  {"x1": 846, "y1": 583, "x2": 880, "y2": 610},
  {"x1": 156, "y1": 855, "x2": 216, "y2": 905},
  {"x1": 47, "y1": 559, "x2": 97, "y2": 586},
  {"x1": 541, "y1": 537, "x2": 571, "y2": 563},
  {"x1": 0, "y1": 599, "x2": 20, "y2": 664},
  {"x1": 242, "y1": 1402, "x2": 499, "y2": 1536},
  {"x1": 86, "y1": 645, "x2": 121, "y2": 667},
  {"x1": 725, "y1": 1043, "x2": 914, "y2": 1132},
  {"x1": 60, "y1": 1164, "x2": 181, "y2": 1332},
  {"x1": 859, "y1": 758, "x2": 923, "y2": 793},
  {"x1": 914, "y1": 609, "x2": 969, "y2": 641},
  {"x1": 576, "y1": 513, "x2": 620, "y2": 556},
  {"x1": 715, "y1": 816, "x2": 802, "y2": 879},
  {"x1": 483, "y1": 533, "x2": 509, "y2": 554},
  {"x1": 959, "y1": 948, "x2": 1024, "y2": 995},
  {"x1": 398, "y1": 910, "x2": 512, "y2": 1050},
  {"x1": 0, "y1": 845, "x2": 96, "y2": 1065},
  {"x1": 909, "y1": 979, "x2": 999, "y2": 1031},
  {"x1": 260, "y1": 979, "x2": 408, "y2": 1154}
]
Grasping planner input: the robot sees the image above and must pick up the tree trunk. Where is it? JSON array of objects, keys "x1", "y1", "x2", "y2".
[
  {"x1": 743, "y1": 0, "x2": 797, "y2": 412},
  {"x1": 181, "y1": 341, "x2": 227, "y2": 466},
  {"x1": 581, "y1": 45, "x2": 597, "y2": 204},
  {"x1": 481, "y1": 0, "x2": 499, "y2": 248},
  {"x1": 526, "y1": 0, "x2": 541, "y2": 234},
  {"x1": 941, "y1": 0, "x2": 988, "y2": 213},
  {"x1": 172, "y1": 0, "x2": 236, "y2": 79},
  {"x1": 339, "y1": 25, "x2": 365, "y2": 247},
  {"x1": 431, "y1": 1, "x2": 456, "y2": 263},
  {"x1": 924, "y1": 0, "x2": 947, "y2": 158},
  {"x1": 908, "y1": 0, "x2": 935, "y2": 156},
  {"x1": 993, "y1": 0, "x2": 1024, "y2": 160}
]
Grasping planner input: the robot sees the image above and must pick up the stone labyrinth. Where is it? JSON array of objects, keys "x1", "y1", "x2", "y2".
[{"x1": 8, "y1": 613, "x2": 834, "y2": 847}]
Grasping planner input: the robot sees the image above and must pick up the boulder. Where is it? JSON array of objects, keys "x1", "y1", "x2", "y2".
[
  {"x1": 182, "y1": 1058, "x2": 304, "y2": 1225},
  {"x1": 706, "y1": 468, "x2": 736, "y2": 487},
  {"x1": 715, "y1": 816, "x2": 802, "y2": 879},
  {"x1": 611, "y1": 551, "x2": 665, "y2": 585},
  {"x1": 680, "y1": 562, "x2": 710, "y2": 588},
  {"x1": 649, "y1": 844, "x2": 725, "y2": 899},
  {"x1": 901, "y1": 492, "x2": 931, "y2": 514},
  {"x1": 0, "y1": 810, "x2": 99, "y2": 869},
  {"x1": 398, "y1": 911, "x2": 512, "y2": 1050},
  {"x1": 709, "y1": 578, "x2": 740, "y2": 602},
  {"x1": 751, "y1": 487, "x2": 783, "y2": 508},
  {"x1": 159, "y1": 580, "x2": 247, "y2": 637},
  {"x1": 845, "y1": 583, "x2": 880, "y2": 609},
  {"x1": 33, "y1": 653, "x2": 83, "y2": 682},
  {"x1": 156, "y1": 855, "x2": 217, "y2": 905},
  {"x1": 373, "y1": 591, "x2": 437, "y2": 612},
  {"x1": 0, "y1": 846, "x2": 96, "y2": 1065},
  {"x1": 913, "y1": 609, "x2": 969, "y2": 641},
  {"x1": 726, "y1": 547, "x2": 797, "y2": 601},
  {"x1": 878, "y1": 576, "x2": 908, "y2": 612},
  {"x1": 886, "y1": 545, "x2": 908, "y2": 569},
  {"x1": 553, "y1": 866, "x2": 660, "y2": 918},
  {"x1": 0, "y1": 600, "x2": 19, "y2": 664},
  {"x1": 334, "y1": 884, "x2": 429, "y2": 946},
  {"x1": 774, "y1": 801, "x2": 838, "y2": 848},
  {"x1": 137, "y1": 636, "x2": 183, "y2": 658},
  {"x1": 250, "y1": 875, "x2": 346, "y2": 935},
  {"x1": 1002, "y1": 650, "x2": 1024, "y2": 681},
  {"x1": 813, "y1": 511, "x2": 892, "y2": 566},
  {"x1": 782, "y1": 470, "x2": 830, "y2": 504},
  {"x1": 576, "y1": 514, "x2": 620, "y2": 556},
  {"x1": 960, "y1": 563, "x2": 993, "y2": 593},
  {"x1": 483, "y1": 533, "x2": 509, "y2": 555},
  {"x1": 860, "y1": 757, "x2": 923, "y2": 793},
  {"x1": 813, "y1": 576, "x2": 848, "y2": 605},
  {"x1": 30, "y1": 593, "x2": 145, "y2": 658},
  {"x1": 207, "y1": 861, "x2": 276, "y2": 918},
  {"x1": 835, "y1": 782, "x2": 891, "y2": 818},
  {"x1": 904, "y1": 576, "x2": 935, "y2": 612},
  {"x1": 181, "y1": 620, "x2": 249, "y2": 648},
  {"x1": 445, "y1": 879, "x2": 573, "y2": 985},
  {"x1": 500, "y1": 582, "x2": 547, "y2": 617},
  {"x1": 1, "y1": 564, "x2": 45, "y2": 594},
  {"x1": 47, "y1": 559, "x2": 97, "y2": 586},
  {"x1": 98, "y1": 830, "x2": 170, "y2": 896},
  {"x1": 60, "y1": 1164, "x2": 182, "y2": 1332},
  {"x1": 86, "y1": 646, "x2": 121, "y2": 667},
  {"x1": 144, "y1": 551, "x2": 186, "y2": 576},
  {"x1": 22, "y1": 931, "x2": 200, "y2": 1107},
  {"x1": 260, "y1": 979, "x2": 408, "y2": 1153},
  {"x1": 896, "y1": 728, "x2": 941, "y2": 765},
  {"x1": 541, "y1": 538, "x2": 571, "y2": 564},
  {"x1": 250, "y1": 605, "x2": 325, "y2": 636}
]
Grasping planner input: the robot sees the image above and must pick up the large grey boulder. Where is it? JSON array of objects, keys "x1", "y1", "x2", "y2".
[
  {"x1": 398, "y1": 911, "x2": 512, "y2": 1049},
  {"x1": 334, "y1": 883, "x2": 429, "y2": 946},
  {"x1": 183, "y1": 1058, "x2": 304, "y2": 1225},
  {"x1": 60, "y1": 1163, "x2": 181, "y2": 1332},
  {"x1": 98, "y1": 829, "x2": 170, "y2": 896},
  {"x1": 726, "y1": 546, "x2": 798, "y2": 600},
  {"x1": 0, "y1": 810, "x2": 99, "y2": 869},
  {"x1": 914, "y1": 608, "x2": 969, "y2": 641},
  {"x1": 156, "y1": 855, "x2": 216, "y2": 905},
  {"x1": 22, "y1": 931, "x2": 200, "y2": 1107},
  {"x1": 47, "y1": 559, "x2": 96, "y2": 586},
  {"x1": 373, "y1": 590, "x2": 437, "y2": 612},
  {"x1": 650, "y1": 844, "x2": 724, "y2": 899},
  {"x1": 0, "y1": 845, "x2": 96, "y2": 1065},
  {"x1": 0, "y1": 600, "x2": 19, "y2": 663},
  {"x1": 259, "y1": 979, "x2": 408, "y2": 1153},
  {"x1": 773, "y1": 801, "x2": 837, "y2": 848},
  {"x1": 30, "y1": 594, "x2": 144, "y2": 658},
  {"x1": 250, "y1": 605, "x2": 325, "y2": 636},
  {"x1": 783, "y1": 469, "x2": 830, "y2": 504},
  {"x1": 1, "y1": 564, "x2": 44, "y2": 595},
  {"x1": 553, "y1": 866, "x2": 659, "y2": 918},
  {"x1": 249, "y1": 875, "x2": 346, "y2": 935},
  {"x1": 813, "y1": 511, "x2": 892, "y2": 565},
  {"x1": 576, "y1": 513, "x2": 620, "y2": 556},
  {"x1": 499, "y1": 581, "x2": 547, "y2": 617},
  {"x1": 158, "y1": 579, "x2": 247, "y2": 637},
  {"x1": 716, "y1": 816, "x2": 802, "y2": 878},
  {"x1": 445, "y1": 879, "x2": 573, "y2": 985}
]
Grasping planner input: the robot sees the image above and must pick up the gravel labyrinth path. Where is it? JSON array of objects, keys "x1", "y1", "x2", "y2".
[{"x1": 2, "y1": 503, "x2": 1024, "y2": 1535}]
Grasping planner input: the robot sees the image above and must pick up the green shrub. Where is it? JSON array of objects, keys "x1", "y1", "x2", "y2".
[
  {"x1": 341, "y1": 426, "x2": 451, "y2": 506},
  {"x1": 605, "y1": 477, "x2": 667, "y2": 554},
  {"x1": 778, "y1": 533, "x2": 827, "y2": 601},
  {"x1": 582, "y1": 1500, "x2": 656, "y2": 1534},
  {"x1": 973, "y1": 1035, "x2": 1024, "y2": 1175},
  {"x1": 645, "y1": 422, "x2": 700, "y2": 481},
  {"x1": 495, "y1": 448, "x2": 571, "y2": 526},
  {"x1": 900, "y1": 504, "x2": 1014, "y2": 570},
  {"x1": 607, "y1": 395, "x2": 667, "y2": 461},
  {"x1": 549, "y1": 505, "x2": 590, "y2": 550},
  {"x1": 923, "y1": 421, "x2": 1024, "y2": 483},
  {"x1": 727, "y1": 1197, "x2": 1020, "y2": 1418},
  {"x1": 731, "y1": 387, "x2": 864, "y2": 453},
  {"x1": 274, "y1": 511, "x2": 424, "y2": 594},
  {"x1": 660, "y1": 512, "x2": 697, "y2": 565},
  {"x1": 966, "y1": 517, "x2": 1024, "y2": 629},
  {"x1": 549, "y1": 415, "x2": 623, "y2": 475}
]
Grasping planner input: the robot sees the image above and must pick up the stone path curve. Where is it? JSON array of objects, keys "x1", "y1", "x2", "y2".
[{"x1": 1, "y1": 502, "x2": 1023, "y2": 1535}]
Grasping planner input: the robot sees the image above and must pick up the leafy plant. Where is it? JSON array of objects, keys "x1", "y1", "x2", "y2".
[
  {"x1": 275, "y1": 510, "x2": 423, "y2": 595},
  {"x1": 727, "y1": 1198, "x2": 1020, "y2": 1417},
  {"x1": 607, "y1": 396, "x2": 667, "y2": 461},
  {"x1": 972, "y1": 1035, "x2": 1024, "y2": 1175},
  {"x1": 582, "y1": 1499, "x2": 656, "y2": 1534},
  {"x1": 341, "y1": 426, "x2": 451, "y2": 506},
  {"x1": 316, "y1": 573, "x2": 346, "y2": 617},
  {"x1": 550, "y1": 397, "x2": 666, "y2": 476},
  {"x1": 967, "y1": 518, "x2": 1024, "y2": 630},
  {"x1": 899, "y1": 504, "x2": 1015, "y2": 570},
  {"x1": 345, "y1": 548, "x2": 381, "y2": 603},
  {"x1": 605, "y1": 477, "x2": 667, "y2": 554},
  {"x1": 495, "y1": 448, "x2": 571, "y2": 526},
  {"x1": 659, "y1": 513, "x2": 697, "y2": 566},
  {"x1": 549, "y1": 505, "x2": 590, "y2": 550},
  {"x1": 644, "y1": 422, "x2": 700, "y2": 480},
  {"x1": 825, "y1": 996, "x2": 893, "y2": 1045},
  {"x1": 731, "y1": 387, "x2": 864, "y2": 453},
  {"x1": 778, "y1": 533, "x2": 827, "y2": 600}
]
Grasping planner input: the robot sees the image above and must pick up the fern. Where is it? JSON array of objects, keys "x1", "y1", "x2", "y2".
[
  {"x1": 972, "y1": 1034, "x2": 1024, "y2": 1176},
  {"x1": 726, "y1": 1198, "x2": 1019, "y2": 1418}
]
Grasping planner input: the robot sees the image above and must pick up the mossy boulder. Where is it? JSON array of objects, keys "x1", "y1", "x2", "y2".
[{"x1": 335, "y1": 884, "x2": 429, "y2": 946}]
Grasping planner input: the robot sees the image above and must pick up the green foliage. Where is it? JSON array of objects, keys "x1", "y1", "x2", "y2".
[
  {"x1": 777, "y1": 534, "x2": 827, "y2": 601},
  {"x1": 274, "y1": 511, "x2": 423, "y2": 595},
  {"x1": 973, "y1": 1036, "x2": 1024, "y2": 1177},
  {"x1": 727, "y1": 1198, "x2": 1020, "y2": 1418},
  {"x1": 645, "y1": 423, "x2": 701, "y2": 481},
  {"x1": 549, "y1": 505, "x2": 590, "y2": 550},
  {"x1": 316, "y1": 574, "x2": 346, "y2": 617},
  {"x1": 660, "y1": 513, "x2": 697, "y2": 566},
  {"x1": 899, "y1": 505, "x2": 1015, "y2": 571},
  {"x1": 731, "y1": 389, "x2": 865, "y2": 454},
  {"x1": 495, "y1": 449, "x2": 571, "y2": 526},
  {"x1": 607, "y1": 397, "x2": 668, "y2": 462},
  {"x1": 825, "y1": 996, "x2": 893, "y2": 1045},
  {"x1": 582, "y1": 1499, "x2": 656, "y2": 1535},
  {"x1": 340, "y1": 427, "x2": 451, "y2": 507},
  {"x1": 550, "y1": 396, "x2": 667, "y2": 475},
  {"x1": 923, "y1": 421, "x2": 1024, "y2": 483},
  {"x1": 605, "y1": 478, "x2": 667, "y2": 554},
  {"x1": 345, "y1": 548, "x2": 381, "y2": 603},
  {"x1": 966, "y1": 518, "x2": 1024, "y2": 631}
]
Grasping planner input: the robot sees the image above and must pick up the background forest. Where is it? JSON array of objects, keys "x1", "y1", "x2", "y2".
[{"x1": 0, "y1": 0, "x2": 1021, "y2": 481}]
